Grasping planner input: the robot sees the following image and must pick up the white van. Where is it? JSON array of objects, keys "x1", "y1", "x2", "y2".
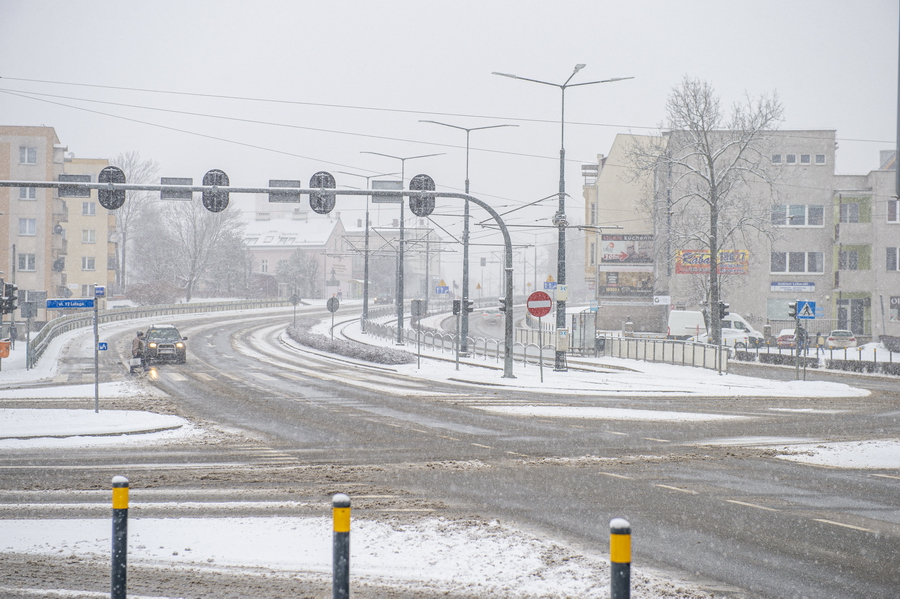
[
  {"x1": 721, "y1": 314, "x2": 764, "y2": 347},
  {"x1": 667, "y1": 310, "x2": 706, "y2": 340}
]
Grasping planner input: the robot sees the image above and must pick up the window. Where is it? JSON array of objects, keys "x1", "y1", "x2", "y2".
[
  {"x1": 839, "y1": 203, "x2": 859, "y2": 223},
  {"x1": 771, "y1": 251, "x2": 823, "y2": 273},
  {"x1": 889, "y1": 199, "x2": 899, "y2": 223},
  {"x1": 786, "y1": 154, "x2": 797, "y2": 164},
  {"x1": 589, "y1": 242, "x2": 596, "y2": 265},
  {"x1": 771, "y1": 154, "x2": 782, "y2": 164},
  {"x1": 82, "y1": 202, "x2": 96, "y2": 216},
  {"x1": 263, "y1": 235, "x2": 275, "y2": 243},
  {"x1": 800, "y1": 154, "x2": 811, "y2": 164},
  {"x1": 838, "y1": 250, "x2": 858, "y2": 270},
  {"x1": 19, "y1": 187, "x2": 36, "y2": 200},
  {"x1": 772, "y1": 204, "x2": 823, "y2": 226},
  {"x1": 19, "y1": 218, "x2": 37, "y2": 236},
  {"x1": 82, "y1": 229, "x2": 96, "y2": 243},
  {"x1": 590, "y1": 203, "x2": 597, "y2": 224},
  {"x1": 261, "y1": 259, "x2": 268, "y2": 273},
  {"x1": 815, "y1": 154, "x2": 826, "y2": 165},
  {"x1": 19, "y1": 146, "x2": 37, "y2": 164},
  {"x1": 18, "y1": 253, "x2": 36, "y2": 271},
  {"x1": 888, "y1": 247, "x2": 899, "y2": 271},
  {"x1": 81, "y1": 256, "x2": 96, "y2": 271}
]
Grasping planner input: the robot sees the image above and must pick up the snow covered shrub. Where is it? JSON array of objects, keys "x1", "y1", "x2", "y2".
[{"x1": 287, "y1": 317, "x2": 415, "y2": 365}]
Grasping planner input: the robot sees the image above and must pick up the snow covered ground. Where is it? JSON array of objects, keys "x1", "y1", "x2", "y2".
[{"x1": 1, "y1": 302, "x2": 898, "y2": 598}]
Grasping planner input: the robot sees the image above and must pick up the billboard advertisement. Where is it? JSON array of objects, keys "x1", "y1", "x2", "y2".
[
  {"x1": 675, "y1": 249, "x2": 749, "y2": 275},
  {"x1": 600, "y1": 234, "x2": 654, "y2": 264}
]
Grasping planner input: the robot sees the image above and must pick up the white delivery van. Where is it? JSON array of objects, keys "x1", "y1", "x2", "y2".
[
  {"x1": 667, "y1": 310, "x2": 706, "y2": 340},
  {"x1": 721, "y1": 314, "x2": 764, "y2": 347}
]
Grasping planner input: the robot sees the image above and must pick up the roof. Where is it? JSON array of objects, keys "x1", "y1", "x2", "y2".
[{"x1": 242, "y1": 216, "x2": 344, "y2": 248}]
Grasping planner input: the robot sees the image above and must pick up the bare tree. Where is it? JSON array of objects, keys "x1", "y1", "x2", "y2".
[
  {"x1": 109, "y1": 152, "x2": 159, "y2": 293},
  {"x1": 276, "y1": 250, "x2": 320, "y2": 298},
  {"x1": 630, "y1": 76, "x2": 783, "y2": 342},
  {"x1": 163, "y1": 199, "x2": 245, "y2": 302}
]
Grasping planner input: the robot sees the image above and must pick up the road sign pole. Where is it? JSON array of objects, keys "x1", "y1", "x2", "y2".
[
  {"x1": 94, "y1": 292, "x2": 99, "y2": 413},
  {"x1": 539, "y1": 316, "x2": 544, "y2": 383}
]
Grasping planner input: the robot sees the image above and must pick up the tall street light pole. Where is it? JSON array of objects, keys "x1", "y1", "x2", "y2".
[
  {"x1": 493, "y1": 65, "x2": 632, "y2": 371},
  {"x1": 419, "y1": 120, "x2": 517, "y2": 355},
  {"x1": 360, "y1": 151, "x2": 444, "y2": 344},
  {"x1": 335, "y1": 170, "x2": 398, "y2": 333}
]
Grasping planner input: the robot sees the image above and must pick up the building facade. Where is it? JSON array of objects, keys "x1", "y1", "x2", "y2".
[
  {"x1": 584, "y1": 130, "x2": 899, "y2": 341},
  {"x1": 1, "y1": 126, "x2": 69, "y2": 325}
]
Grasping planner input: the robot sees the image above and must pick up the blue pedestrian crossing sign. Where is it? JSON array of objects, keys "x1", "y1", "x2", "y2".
[
  {"x1": 797, "y1": 300, "x2": 816, "y2": 319},
  {"x1": 435, "y1": 279, "x2": 449, "y2": 294},
  {"x1": 543, "y1": 275, "x2": 557, "y2": 290},
  {"x1": 98, "y1": 342, "x2": 108, "y2": 351}
]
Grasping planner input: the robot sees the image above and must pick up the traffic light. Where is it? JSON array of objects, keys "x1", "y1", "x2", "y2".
[
  {"x1": 453, "y1": 299, "x2": 461, "y2": 315},
  {"x1": 98, "y1": 166, "x2": 126, "y2": 210},
  {"x1": 309, "y1": 171, "x2": 336, "y2": 214},
  {"x1": 408, "y1": 174, "x2": 435, "y2": 217},
  {"x1": 788, "y1": 300, "x2": 798, "y2": 319},
  {"x1": 202, "y1": 169, "x2": 230, "y2": 212},
  {"x1": 465, "y1": 299, "x2": 475, "y2": 313},
  {"x1": 498, "y1": 297, "x2": 506, "y2": 312},
  {"x1": 719, "y1": 301, "x2": 729, "y2": 319},
  {"x1": 2, "y1": 282, "x2": 18, "y2": 315}
]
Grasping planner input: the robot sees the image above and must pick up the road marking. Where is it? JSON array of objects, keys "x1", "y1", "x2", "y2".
[
  {"x1": 219, "y1": 372, "x2": 241, "y2": 381},
  {"x1": 506, "y1": 451, "x2": 529, "y2": 457},
  {"x1": 643, "y1": 437, "x2": 671, "y2": 443},
  {"x1": 726, "y1": 500, "x2": 779, "y2": 512},
  {"x1": 872, "y1": 473, "x2": 900, "y2": 481},
  {"x1": 470, "y1": 443, "x2": 493, "y2": 449},
  {"x1": 606, "y1": 431, "x2": 628, "y2": 436},
  {"x1": 599, "y1": 472, "x2": 633, "y2": 480},
  {"x1": 438, "y1": 435, "x2": 459, "y2": 441},
  {"x1": 813, "y1": 519, "x2": 876, "y2": 533},
  {"x1": 193, "y1": 372, "x2": 214, "y2": 381},
  {"x1": 656, "y1": 484, "x2": 697, "y2": 494},
  {"x1": 166, "y1": 372, "x2": 188, "y2": 382},
  {"x1": 411, "y1": 429, "x2": 429, "y2": 434}
]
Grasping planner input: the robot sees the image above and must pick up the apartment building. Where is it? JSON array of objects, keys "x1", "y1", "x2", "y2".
[{"x1": 0, "y1": 126, "x2": 68, "y2": 324}]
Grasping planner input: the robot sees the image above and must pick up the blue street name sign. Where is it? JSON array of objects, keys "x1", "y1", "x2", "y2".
[
  {"x1": 94, "y1": 286, "x2": 106, "y2": 297},
  {"x1": 98, "y1": 342, "x2": 108, "y2": 351},
  {"x1": 797, "y1": 300, "x2": 816, "y2": 320},
  {"x1": 46, "y1": 298, "x2": 95, "y2": 309}
]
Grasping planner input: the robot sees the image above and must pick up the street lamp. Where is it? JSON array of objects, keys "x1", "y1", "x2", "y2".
[
  {"x1": 419, "y1": 120, "x2": 517, "y2": 355},
  {"x1": 335, "y1": 171, "x2": 398, "y2": 333},
  {"x1": 360, "y1": 151, "x2": 444, "y2": 344},
  {"x1": 493, "y1": 65, "x2": 632, "y2": 371}
]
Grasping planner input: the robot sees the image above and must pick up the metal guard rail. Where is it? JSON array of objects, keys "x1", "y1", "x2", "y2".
[{"x1": 27, "y1": 299, "x2": 291, "y2": 368}]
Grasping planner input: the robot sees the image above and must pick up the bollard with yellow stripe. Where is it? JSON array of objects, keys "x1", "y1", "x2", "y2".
[
  {"x1": 111, "y1": 476, "x2": 129, "y2": 599},
  {"x1": 610, "y1": 517, "x2": 631, "y2": 599},
  {"x1": 332, "y1": 493, "x2": 351, "y2": 599}
]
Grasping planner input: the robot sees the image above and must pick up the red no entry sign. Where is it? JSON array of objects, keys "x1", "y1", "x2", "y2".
[{"x1": 527, "y1": 291, "x2": 552, "y2": 317}]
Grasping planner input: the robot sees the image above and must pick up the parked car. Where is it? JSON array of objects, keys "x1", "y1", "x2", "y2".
[
  {"x1": 143, "y1": 324, "x2": 187, "y2": 364},
  {"x1": 776, "y1": 328, "x2": 797, "y2": 348},
  {"x1": 694, "y1": 328, "x2": 750, "y2": 349},
  {"x1": 825, "y1": 330, "x2": 857, "y2": 349}
]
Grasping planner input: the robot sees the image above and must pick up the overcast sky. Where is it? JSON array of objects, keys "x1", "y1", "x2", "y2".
[{"x1": 1, "y1": 0, "x2": 897, "y2": 286}]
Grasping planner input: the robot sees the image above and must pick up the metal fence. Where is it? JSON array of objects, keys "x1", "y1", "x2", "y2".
[
  {"x1": 27, "y1": 299, "x2": 292, "y2": 368},
  {"x1": 600, "y1": 335, "x2": 729, "y2": 372}
]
